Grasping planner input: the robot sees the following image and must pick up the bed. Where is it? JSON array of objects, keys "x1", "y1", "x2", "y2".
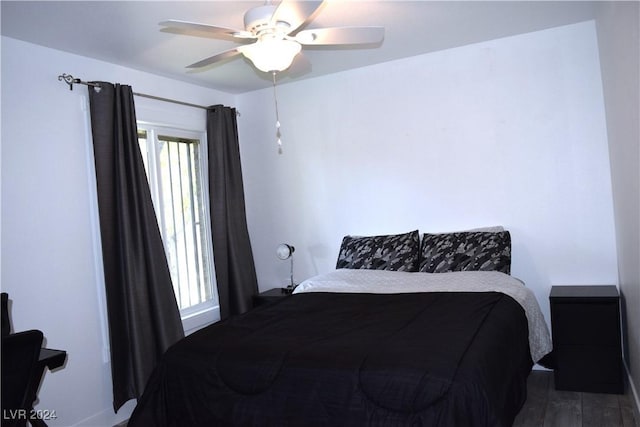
[{"x1": 129, "y1": 229, "x2": 552, "y2": 427}]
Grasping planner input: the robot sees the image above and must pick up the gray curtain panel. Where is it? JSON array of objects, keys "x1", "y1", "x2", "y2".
[
  {"x1": 87, "y1": 83, "x2": 184, "y2": 411},
  {"x1": 206, "y1": 105, "x2": 258, "y2": 319}
]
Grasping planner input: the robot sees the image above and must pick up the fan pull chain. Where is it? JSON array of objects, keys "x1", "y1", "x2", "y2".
[{"x1": 272, "y1": 72, "x2": 283, "y2": 154}]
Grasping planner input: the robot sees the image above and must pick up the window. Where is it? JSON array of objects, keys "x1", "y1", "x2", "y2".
[{"x1": 137, "y1": 124, "x2": 217, "y2": 328}]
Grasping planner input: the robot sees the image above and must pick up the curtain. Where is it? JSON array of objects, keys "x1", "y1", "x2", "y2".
[
  {"x1": 206, "y1": 105, "x2": 258, "y2": 319},
  {"x1": 88, "y1": 82, "x2": 184, "y2": 411}
]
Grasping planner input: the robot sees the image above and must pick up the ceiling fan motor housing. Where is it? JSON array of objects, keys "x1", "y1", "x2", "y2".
[{"x1": 244, "y1": 5, "x2": 290, "y2": 36}]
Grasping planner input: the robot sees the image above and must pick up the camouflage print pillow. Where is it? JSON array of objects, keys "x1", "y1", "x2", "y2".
[
  {"x1": 419, "y1": 231, "x2": 511, "y2": 274},
  {"x1": 336, "y1": 230, "x2": 420, "y2": 272}
]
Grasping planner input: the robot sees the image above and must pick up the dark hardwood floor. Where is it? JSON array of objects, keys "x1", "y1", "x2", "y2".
[
  {"x1": 514, "y1": 371, "x2": 638, "y2": 427},
  {"x1": 116, "y1": 370, "x2": 638, "y2": 427}
]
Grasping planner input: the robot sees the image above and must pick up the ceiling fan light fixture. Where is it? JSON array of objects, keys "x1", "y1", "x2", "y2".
[{"x1": 238, "y1": 38, "x2": 301, "y2": 73}]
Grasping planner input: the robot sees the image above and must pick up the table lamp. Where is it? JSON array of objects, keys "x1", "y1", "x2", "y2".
[{"x1": 276, "y1": 243, "x2": 296, "y2": 293}]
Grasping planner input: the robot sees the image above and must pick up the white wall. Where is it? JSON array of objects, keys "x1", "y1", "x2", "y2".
[
  {"x1": 238, "y1": 21, "x2": 618, "y2": 332},
  {"x1": 1, "y1": 36, "x2": 235, "y2": 426},
  {"x1": 595, "y1": 0, "x2": 640, "y2": 411}
]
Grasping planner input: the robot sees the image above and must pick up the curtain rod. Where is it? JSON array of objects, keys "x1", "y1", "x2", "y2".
[{"x1": 58, "y1": 73, "x2": 224, "y2": 112}]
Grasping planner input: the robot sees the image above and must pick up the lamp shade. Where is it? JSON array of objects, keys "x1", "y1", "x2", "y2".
[
  {"x1": 276, "y1": 243, "x2": 295, "y2": 260},
  {"x1": 238, "y1": 38, "x2": 301, "y2": 73}
]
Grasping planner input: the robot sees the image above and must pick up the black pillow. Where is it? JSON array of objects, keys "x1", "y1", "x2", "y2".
[
  {"x1": 336, "y1": 230, "x2": 420, "y2": 272},
  {"x1": 419, "y1": 231, "x2": 511, "y2": 274}
]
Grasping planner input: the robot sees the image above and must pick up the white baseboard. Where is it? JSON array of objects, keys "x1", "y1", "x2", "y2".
[{"x1": 625, "y1": 361, "x2": 640, "y2": 424}]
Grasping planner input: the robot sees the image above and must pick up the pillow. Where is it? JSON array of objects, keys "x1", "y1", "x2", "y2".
[
  {"x1": 419, "y1": 231, "x2": 511, "y2": 274},
  {"x1": 336, "y1": 230, "x2": 420, "y2": 272}
]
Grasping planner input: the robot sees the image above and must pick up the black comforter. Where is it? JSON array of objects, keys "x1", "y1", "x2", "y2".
[{"x1": 129, "y1": 292, "x2": 532, "y2": 427}]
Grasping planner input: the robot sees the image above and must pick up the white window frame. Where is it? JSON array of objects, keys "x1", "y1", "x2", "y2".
[{"x1": 137, "y1": 121, "x2": 219, "y2": 334}]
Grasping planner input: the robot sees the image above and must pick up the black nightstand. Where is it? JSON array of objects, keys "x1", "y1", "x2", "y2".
[
  {"x1": 549, "y1": 285, "x2": 624, "y2": 394},
  {"x1": 252, "y1": 288, "x2": 290, "y2": 308}
]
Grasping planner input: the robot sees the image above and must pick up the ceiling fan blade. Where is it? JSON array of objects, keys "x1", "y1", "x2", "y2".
[
  {"x1": 186, "y1": 48, "x2": 243, "y2": 69},
  {"x1": 270, "y1": 1, "x2": 324, "y2": 34},
  {"x1": 160, "y1": 20, "x2": 253, "y2": 40},
  {"x1": 296, "y1": 26, "x2": 384, "y2": 45}
]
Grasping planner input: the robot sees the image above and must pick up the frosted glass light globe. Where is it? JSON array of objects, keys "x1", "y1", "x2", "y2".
[{"x1": 238, "y1": 38, "x2": 301, "y2": 73}]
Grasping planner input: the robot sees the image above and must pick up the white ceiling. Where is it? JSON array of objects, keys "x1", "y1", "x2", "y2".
[{"x1": 1, "y1": 1, "x2": 599, "y2": 94}]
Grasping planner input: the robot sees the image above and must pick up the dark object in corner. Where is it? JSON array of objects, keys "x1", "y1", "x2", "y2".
[
  {"x1": 1, "y1": 293, "x2": 67, "y2": 427},
  {"x1": 1, "y1": 292, "x2": 10, "y2": 337},
  {"x1": 2, "y1": 330, "x2": 44, "y2": 427}
]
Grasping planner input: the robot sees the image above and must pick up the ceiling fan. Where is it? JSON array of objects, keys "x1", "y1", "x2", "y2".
[{"x1": 159, "y1": 0, "x2": 385, "y2": 74}]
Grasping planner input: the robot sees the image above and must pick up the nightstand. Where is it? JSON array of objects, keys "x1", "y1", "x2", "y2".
[
  {"x1": 252, "y1": 288, "x2": 290, "y2": 308},
  {"x1": 549, "y1": 285, "x2": 624, "y2": 394}
]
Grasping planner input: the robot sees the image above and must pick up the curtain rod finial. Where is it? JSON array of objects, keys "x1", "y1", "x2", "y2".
[{"x1": 58, "y1": 73, "x2": 79, "y2": 91}]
